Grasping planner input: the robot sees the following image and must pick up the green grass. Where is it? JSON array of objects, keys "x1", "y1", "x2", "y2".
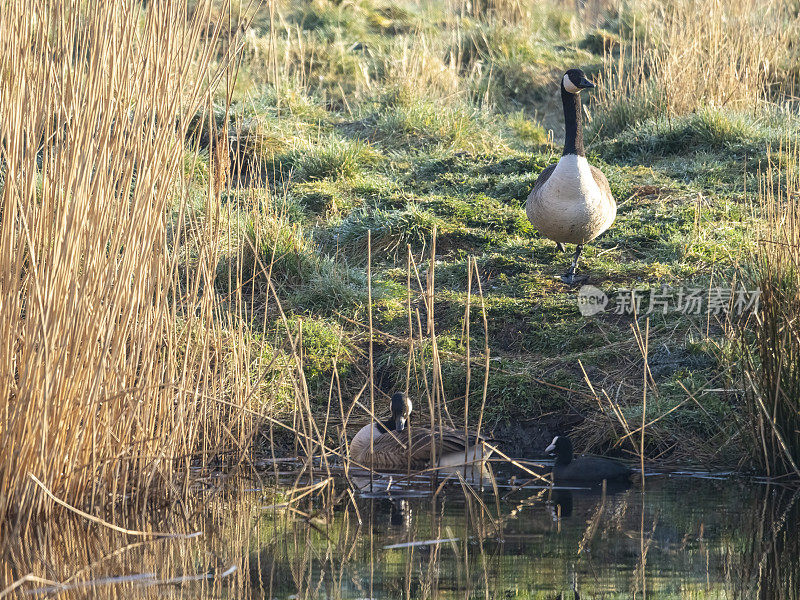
[
  {"x1": 234, "y1": 212, "x2": 372, "y2": 314},
  {"x1": 282, "y1": 136, "x2": 382, "y2": 181},
  {"x1": 357, "y1": 90, "x2": 496, "y2": 152},
  {"x1": 608, "y1": 110, "x2": 767, "y2": 156},
  {"x1": 327, "y1": 202, "x2": 444, "y2": 260}
]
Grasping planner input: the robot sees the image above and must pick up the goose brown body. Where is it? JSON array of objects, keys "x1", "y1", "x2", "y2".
[
  {"x1": 350, "y1": 423, "x2": 488, "y2": 471},
  {"x1": 349, "y1": 392, "x2": 492, "y2": 474}
]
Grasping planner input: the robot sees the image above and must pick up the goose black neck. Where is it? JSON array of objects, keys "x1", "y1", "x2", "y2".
[
  {"x1": 554, "y1": 452, "x2": 573, "y2": 467},
  {"x1": 377, "y1": 418, "x2": 395, "y2": 433},
  {"x1": 554, "y1": 454, "x2": 572, "y2": 467},
  {"x1": 561, "y1": 84, "x2": 585, "y2": 157}
]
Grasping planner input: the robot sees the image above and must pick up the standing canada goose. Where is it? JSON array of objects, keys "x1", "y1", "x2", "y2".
[
  {"x1": 526, "y1": 68, "x2": 616, "y2": 284},
  {"x1": 544, "y1": 435, "x2": 631, "y2": 482},
  {"x1": 349, "y1": 392, "x2": 493, "y2": 476}
]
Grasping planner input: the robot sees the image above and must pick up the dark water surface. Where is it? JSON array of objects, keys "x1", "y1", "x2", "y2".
[{"x1": 4, "y1": 473, "x2": 799, "y2": 599}]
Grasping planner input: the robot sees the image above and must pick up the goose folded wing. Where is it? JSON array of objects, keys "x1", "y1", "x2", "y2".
[
  {"x1": 590, "y1": 165, "x2": 613, "y2": 199},
  {"x1": 399, "y1": 427, "x2": 486, "y2": 459},
  {"x1": 531, "y1": 163, "x2": 557, "y2": 192}
]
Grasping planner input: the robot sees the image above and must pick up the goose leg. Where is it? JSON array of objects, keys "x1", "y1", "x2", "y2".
[
  {"x1": 556, "y1": 241, "x2": 566, "y2": 252},
  {"x1": 559, "y1": 244, "x2": 584, "y2": 285}
]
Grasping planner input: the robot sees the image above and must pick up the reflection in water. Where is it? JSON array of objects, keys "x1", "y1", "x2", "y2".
[
  {"x1": 1, "y1": 475, "x2": 798, "y2": 599},
  {"x1": 737, "y1": 485, "x2": 800, "y2": 600},
  {"x1": 549, "y1": 487, "x2": 574, "y2": 518}
]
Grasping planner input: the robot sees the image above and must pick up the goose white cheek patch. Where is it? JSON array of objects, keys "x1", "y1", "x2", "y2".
[{"x1": 562, "y1": 74, "x2": 580, "y2": 93}]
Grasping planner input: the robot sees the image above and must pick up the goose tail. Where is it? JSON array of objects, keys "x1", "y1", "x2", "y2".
[{"x1": 437, "y1": 442, "x2": 495, "y2": 480}]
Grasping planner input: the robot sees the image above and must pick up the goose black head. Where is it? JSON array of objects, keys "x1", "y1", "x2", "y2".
[
  {"x1": 562, "y1": 68, "x2": 595, "y2": 94},
  {"x1": 544, "y1": 435, "x2": 574, "y2": 465},
  {"x1": 390, "y1": 392, "x2": 412, "y2": 431}
]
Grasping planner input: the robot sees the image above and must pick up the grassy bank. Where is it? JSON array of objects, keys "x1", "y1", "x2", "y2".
[
  {"x1": 2, "y1": 0, "x2": 800, "y2": 523},
  {"x1": 205, "y1": 0, "x2": 799, "y2": 467}
]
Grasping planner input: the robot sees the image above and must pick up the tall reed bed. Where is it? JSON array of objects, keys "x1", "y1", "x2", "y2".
[
  {"x1": 593, "y1": 0, "x2": 800, "y2": 135},
  {"x1": 0, "y1": 0, "x2": 264, "y2": 521},
  {"x1": 741, "y1": 141, "x2": 800, "y2": 478}
]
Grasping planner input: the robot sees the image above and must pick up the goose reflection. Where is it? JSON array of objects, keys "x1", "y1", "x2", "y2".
[{"x1": 549, "y1": 488, "x2": 574, "y2": 519}]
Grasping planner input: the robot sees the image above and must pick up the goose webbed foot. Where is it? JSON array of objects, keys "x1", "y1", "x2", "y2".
[
  {"x1": 557, "y1": 244, "x2": 586, "y2": 285},
  {"x1": 558, "y1": 272, "x2": 588, "y2": 285}
]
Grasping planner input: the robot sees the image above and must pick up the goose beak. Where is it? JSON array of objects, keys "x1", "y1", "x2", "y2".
[
  {"x1": 395, "y1": 416, "x2": 406, "y2": 432},
  {"x1": 578, "y1": 77, "x2": 595, "y2": 89},
  {"x1": 544, "y1": 442, "x2": 556, "y2": 454}
]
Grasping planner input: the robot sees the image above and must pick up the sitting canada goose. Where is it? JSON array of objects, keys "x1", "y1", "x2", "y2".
[
  {"x1": 526, "y1": 68, "x2": 616, "y2": 284},
  {"x1": 545, "y1": 435, "x2": 631, "y2": 482},
  {"x1": 350, "y1": 392, "x2": 493, "y2": 476}
]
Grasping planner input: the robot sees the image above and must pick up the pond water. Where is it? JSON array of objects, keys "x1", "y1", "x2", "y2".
[{"x1": 4, "y1": 471, "x2": 799, "y2": 599}]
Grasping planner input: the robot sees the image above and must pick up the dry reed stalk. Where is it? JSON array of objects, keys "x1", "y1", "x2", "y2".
[
  {"x1": 406, "y1": 245, "x2": 414, "y2": 477},
  {"x1": 368, "y1": 230, "x2": 374, "y2": 492},
  {"x1": 472, "y1": 257, "x2": 491, "y2": 443},
  {"x1": 427, "y1": 227, "x2": 442, "y2": 477},
  {"x1": 414, "y1": 306, "x2": 438, "y2": 477},
  {"x1": 641, "y1": 319, "x2": 649, "y2": 479},
  {"x1": 463, "y1": 256, "x2": 472, "y2": 477}
]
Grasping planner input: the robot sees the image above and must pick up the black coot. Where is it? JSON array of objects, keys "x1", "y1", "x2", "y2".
[{"x1": 545, "y1": 435, "x2": 631, "y2": 482}]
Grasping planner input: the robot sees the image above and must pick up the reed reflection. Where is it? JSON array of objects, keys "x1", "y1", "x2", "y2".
[{"x1": 2, "y1": 476, "x2": 799, "y2": 599}]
